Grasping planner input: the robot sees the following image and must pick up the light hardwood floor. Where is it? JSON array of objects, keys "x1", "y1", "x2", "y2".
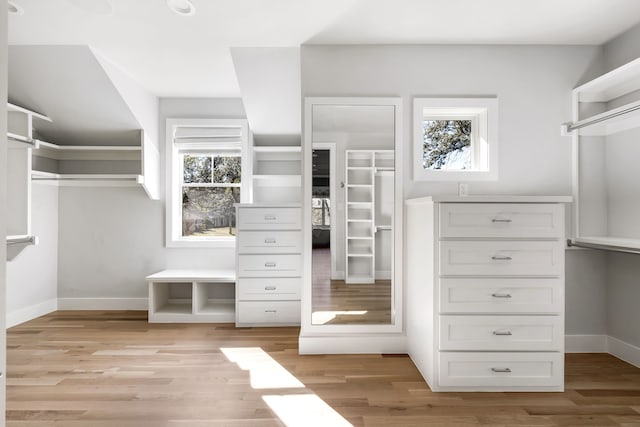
[
  {"x1": 312, "y1": 248, "x2": 392, "y2": 325},
  {"x1": 7, "y1": 311, "x2": 640, "y2": 426}
]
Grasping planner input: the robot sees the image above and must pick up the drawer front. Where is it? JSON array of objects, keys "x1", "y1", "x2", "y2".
[
  {"x1": 237, "y1": 278, "x2": 301, "y2": 301},
  {"x1": 237, "y1": 254, "x2": 302, "y2": 277},
  {"x1": 237, "y1": 207, "x2": 301, "y2": 230},
  {"x1": 439, "y1": 352, "x2": 563, "y2": 388},
  {"x1": 439, "y1": 203, "x2": 563, "y2": 239},
  {"x1": 439, "y1": 278, "x2": 563, "y2": 314},
  {"x1": 439, "y1": 315, "x2": 563, "y2": 351},
  {"x1": 439, "y1": 241, "x2": 563, "y2": 276},
  {"x1": 237, "y1": 301, "x2": 300, "y2": 324},
  {"x1": 237, "y1": 231, "x2": 302, "y2": 254}
]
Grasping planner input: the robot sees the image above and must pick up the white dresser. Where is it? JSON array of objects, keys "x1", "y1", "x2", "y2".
[
  {"x1": 235, "y1": 204, "x2": 302, "y2": 326},
  {"x1": 406, "y1": 196, "x2": 570, "y2": 392}
]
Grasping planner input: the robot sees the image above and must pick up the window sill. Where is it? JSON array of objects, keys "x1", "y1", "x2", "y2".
[
  {"x1": 413, "y1": 169, "x2": 498, "y2": 182},
  {"x1": 166, "y1": 238, "x2": 237, "y2": 249}
]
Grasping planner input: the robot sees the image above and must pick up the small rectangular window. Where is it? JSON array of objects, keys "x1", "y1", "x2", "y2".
[{"x1": 413, "y1": 98, "x2": 498, "y2": 181}]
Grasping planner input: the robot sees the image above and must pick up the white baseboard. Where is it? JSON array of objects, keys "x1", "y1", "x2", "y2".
[
  {"x1": 299, "y1": 334, "x2": 408, "y2": 354},
  {"x1": 608, "y1": 336, "x2": 640, "y2": 369},
  {"x1": 57, "y1": 298, "x2": 148, "y2": 310},
  {"x1": 565, "y1": 334, "x2": 608, "y2": 353},
  {"x1": 7, "y1": 298, "x2": 58, "y2": 328}
]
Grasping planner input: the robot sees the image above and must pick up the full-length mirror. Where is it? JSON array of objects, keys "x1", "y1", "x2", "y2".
[{"x1": 308, "y1": 101, "x2": 398, "y2": 326}]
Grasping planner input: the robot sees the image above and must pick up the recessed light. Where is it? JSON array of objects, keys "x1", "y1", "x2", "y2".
[
  {"x1": 167, "y1": 0, "x2": 195, "y2": 16},
  {"x1": 8, "y1": 1, "x2": 24, "y2": 15}
]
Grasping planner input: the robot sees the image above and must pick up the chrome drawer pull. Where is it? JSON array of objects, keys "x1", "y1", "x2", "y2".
[
  {"x1": 265, "y1": 286, "x2": 277, "y2": 291},
  {"x1": 265, "y1": 309, "x2": 277, "y2": 313},
  {"x1": 491, "y1": 293, "x2": 512, "y2": 298},
  {"x1": 264, "y1": 238, "x2": 277, "y2": 244},
  {"x1": 264, "y1": 215, "x2": 277, "y2": 221},
  {"x1": 491, "y1": 218, "x2": 512, "y2": 223},
  {"x1": 493, "y1": 330, "x2": 513, "y2": 336},
  {"x1": 264, "y1": 262, "x2": 277, "y2": 267},
  {"x1": 491, "y1": 256, "x2": 512, "y2": 261},
  {"x1": 491, "y1": 367, "x2": 511, "y2": 373}
]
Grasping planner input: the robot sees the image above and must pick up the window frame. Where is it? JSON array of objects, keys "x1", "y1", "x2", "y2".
[
  {"x1": 413, "y1": 97, "x2": 498, "y2": 181},
  {"x1": 165, "y1": 118, "x2": 251, "y2": 248}
]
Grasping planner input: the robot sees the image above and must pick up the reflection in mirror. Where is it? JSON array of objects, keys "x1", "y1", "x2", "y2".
[{"x1": 311, "y1": 104, "x2": 395, "y2": 325}]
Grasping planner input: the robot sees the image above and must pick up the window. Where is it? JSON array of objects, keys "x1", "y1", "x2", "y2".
[
  {"x1": 311, "y1": 197, "x2": 330, "y2": 226},
  {"x1": 166, "y1": 119, "x2": 250, "y2": 247},
  {"x1": 413, "y1": 97, "x2": 498, "y2": 181}
]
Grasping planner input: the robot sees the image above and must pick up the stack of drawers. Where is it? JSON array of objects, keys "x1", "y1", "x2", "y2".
[
  {"x1": 434, "y1": 202, "x2": 566, "y2": 391},
  {"x1": 235, "y1": 205, "x2": 302, "y2": 326}
]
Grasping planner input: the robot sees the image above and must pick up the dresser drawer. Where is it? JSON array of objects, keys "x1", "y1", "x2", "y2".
[
  {"x1": 237, "y1": 254, "x2": 302, "y2": 277},
  {"x1": 439, "y1": 315, "x2": 563, "y2": 351},
  {"x1": 439, "y1": 352, "x2": 563, "y2": 388},
  {"x1": 237, "y1": 231, "x2": 302, "y2": 254},
  {"x1": 237, "y1": 278, "x2": 300, "y2": 300},
  {"x1": 439, "y1": 203, "x2": 563, "y2": 239},
  {"x1": 237, "y1": 207, "x2": 301, "y2": 230},
  {"x1": 439, "y1": 278, "x2": 563, "y2": 314},
  {"x1": 439, "y1": 241, "x2": 563, "y2": 276},
  {"x1": 237, "y1": 301, "x2": 300, "y2": 325}
]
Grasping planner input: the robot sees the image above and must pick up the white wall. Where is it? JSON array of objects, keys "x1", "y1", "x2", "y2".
[
  {"x1": 601, "y1": 24, "x2": 640, "y2": 349},
  {"x1": 6, "y1": 183, "x2": 58, "y2": 326},
  {"x1": 301, "y1": 44, "x2": 607, "y2": 336},
  {"x1": 56, "y1": 98, "x2": 246, "y2": 305},
  {"x1": 1, "y1": 0, "x2": 8, "y2": 417},
  {"x1": 604, "y1": 22, "x2": 640, "y2": 72}
]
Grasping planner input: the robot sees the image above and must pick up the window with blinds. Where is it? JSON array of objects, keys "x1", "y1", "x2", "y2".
[{"x1": 166, "y1": 119, "x2": 250, "y2": 247}]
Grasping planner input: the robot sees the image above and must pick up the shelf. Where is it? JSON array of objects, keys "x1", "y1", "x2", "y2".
[
  {"x1": 347, "y1": 253, "x2": 374, "y2": 258},
  {"x1": 348, "y1": 219, "x2": 373, "y2": 223},
  {"x1": 346, "y1": 184, "x2": 372, "y2": 188},
  {"x1": 252, "y1": 175, "x2": 301, "y2": 187},
  {"x1": 6, "y1": 235, "x2": 37, "y2": 246},
  {"x1": 196, "y1": 299, "x2": 235, "y2": 316},
  {"x1": 156, "y1": 302, "x2": 192, "y2": 315},
  {"x1": 34, "y1": 140, "x2": 142, "y2": 161},
  {"x1": 7, "y1": 102, "x2": 52, "y2": 122},
  {"x1": 253, "y1": 146, "x2": 301, "y2": 153},
  {"x1": 574, "y1": 57, "x2": 640, "y2": 103},
  {"x1": 347, "y1": 236, "x2": 373, "y2": 240}
]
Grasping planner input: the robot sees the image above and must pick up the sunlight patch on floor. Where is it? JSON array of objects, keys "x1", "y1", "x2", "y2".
[
  {"x1": 263, "y1": 394, "x2": 353, "y2": 427},
  {"x1": 221, "y1": 347, "x2": 305, "y2": 389},
  {"x1": 311, "y1": 310, "x2": 368, "y2": 324}
]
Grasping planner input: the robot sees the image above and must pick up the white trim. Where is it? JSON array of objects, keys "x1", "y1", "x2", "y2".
[
  {"x1": 7, "y1": 298, "x2": 58, "y2": 328},
  {"x1": 57, "y1": 298, "x2": 148, "y2": 311},
  {"x1": 165, "y1": 118, "x2": 250, "y2": 248},
  {"x1": 301, "y1": 97, "x2": 404, "y2": 339},
  {"x1": 608, "y1": 336, "x2": 640, "y2": 369},
  {"x1": 412, "y1": 97, "x2": 498, "y2": 181},
  {"x1": 565, "y1": 334, "x2": 608, "y2": 353},
  {"x1": 299, "y1": 334, "x2": 408, "y2": 355},
  {"x1": 312, "y1": 142, "x2": 337, "y2": 280}
]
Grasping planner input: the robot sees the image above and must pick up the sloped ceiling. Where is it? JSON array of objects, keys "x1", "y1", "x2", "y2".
[
  {"x1": 231, "y1": 47, "x2": 301, "y2": 140},
  {"x1": 8, "y1": 45, "x2": 141, "y2": 146}
]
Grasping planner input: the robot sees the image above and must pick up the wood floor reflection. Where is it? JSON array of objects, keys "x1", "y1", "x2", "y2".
[{"x1": 312, "y1": 248, "x2": 392, "y2": 325}]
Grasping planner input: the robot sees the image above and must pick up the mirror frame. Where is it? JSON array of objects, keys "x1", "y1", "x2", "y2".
[{"x1": 301, "y1": 97, "x2": 404, "y2": 335}]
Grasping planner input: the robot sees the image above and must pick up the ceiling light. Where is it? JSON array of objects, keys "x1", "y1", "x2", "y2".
[
  {"x1": 167, "y1": 0, "x2": 195, "y2": 16},
  {"x1": 8, "y1": 1, "x2": 24, "y2": 15}
]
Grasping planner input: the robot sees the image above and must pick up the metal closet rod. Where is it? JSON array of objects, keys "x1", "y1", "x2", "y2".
[
  {"x1": 565, "y1": 103, "x2": 640, "y2": 132},
  {"x1": 567, "y1": 239, "x2": 640, "y2": 255},
  {"x1": 7, "y1": 133, "x2": 38, "y2": 147}
]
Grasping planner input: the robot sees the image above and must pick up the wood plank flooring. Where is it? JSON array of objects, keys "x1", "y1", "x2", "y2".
[
  {"x1": 7, "y1": 311, "x2": 640, "y2": 426},
  {"x1": 312, "y1": 248, "x2": 392, "y2": 325}
]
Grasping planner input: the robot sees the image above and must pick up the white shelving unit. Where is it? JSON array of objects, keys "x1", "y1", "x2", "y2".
[
  {"x1": 345, "y1": 151, "x2": 375, "y2": 284},
  {"x1": 563, "y1": 57, "x2": 640, "y2": 253},
  {"x1": 146, "y1": 270, "x2": 236, "y2": 323},
  {"x1": 5, "y1": 103, "x2": 49, "y2": 255},
  {"x1": 252, "y1": 144, "x2": 301, "y2": 203}
]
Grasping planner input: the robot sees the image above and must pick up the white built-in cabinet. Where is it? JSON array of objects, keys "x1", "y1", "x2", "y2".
[
  {"x1": 345, "y1": 150, "x2": 393, "y2": 283},
  {"x1": 563, "y1": 57, "x2": 640, "y2": 252},
  {"x1": 251, "y1": 143, "x2": 301, "y2": 204},
  {"x1": 406, "y1": 196, "x2": 570, "y2": 392},
  {"x1": 235, "y1": 205, "x2": 302, "y2": 326}
]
